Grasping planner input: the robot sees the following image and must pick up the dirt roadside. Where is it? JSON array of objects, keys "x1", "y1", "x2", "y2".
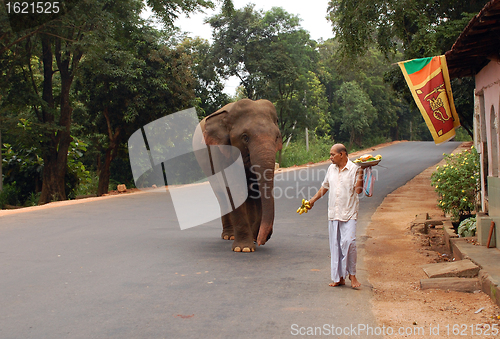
[{"x1": 366, "y1": 142, "x2": 500, "y2": 338}]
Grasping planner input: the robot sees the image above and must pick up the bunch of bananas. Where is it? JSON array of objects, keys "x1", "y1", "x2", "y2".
[{"x1": 296, "y1": 199, "x2": 311, "y2": 215}]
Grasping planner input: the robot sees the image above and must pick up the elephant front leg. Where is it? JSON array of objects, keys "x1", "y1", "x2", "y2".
[
  {"x1": 231, "y1": 228, "x2": 256, "y2": 252},
  {"x1": 221, "y1": 214, "x2": 234, "y2": 240},
  {"x1": 230, "y1": 203, "x2": 257, "y2": 253}
]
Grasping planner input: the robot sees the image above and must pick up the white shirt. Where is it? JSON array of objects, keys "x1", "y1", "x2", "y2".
[{"x1": 321, "y1": 160, "x2": 359, "y2": 221}]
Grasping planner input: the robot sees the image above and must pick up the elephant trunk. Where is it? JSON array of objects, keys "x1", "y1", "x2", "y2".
[{"x1": 249, "y1": 144, "x2": 277, "y2": 246}]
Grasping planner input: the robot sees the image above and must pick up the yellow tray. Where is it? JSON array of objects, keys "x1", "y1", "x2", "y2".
[{"x1": 356, "y1": 159, "x2": 381, "y2": 168}]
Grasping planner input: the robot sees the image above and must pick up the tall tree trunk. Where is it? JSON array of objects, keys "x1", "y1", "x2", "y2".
[
  {"x1": 38, "y1": 34, "x2": 58, "y2": 204},
  {"x1": 0, "y1": 127, "x2": 2, "y2": 192},
  {"x1": 349, "y1": 128, "x2": 355, "y2": 148},
  {"x1": 97, "y1": 107, "x2": 120, "y2": 196},
  {"x1": 97, "y1": 148, "x2": 113, "y2": 196},
  {"x1": 38, "y1": 35, "x2": 82, "y2": 204}
]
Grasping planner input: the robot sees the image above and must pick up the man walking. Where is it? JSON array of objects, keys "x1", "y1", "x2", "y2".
[{"x1": 308, "y1": 144, "x2": 363, "y2": 288}]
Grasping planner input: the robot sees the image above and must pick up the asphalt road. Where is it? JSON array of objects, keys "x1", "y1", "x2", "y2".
[{"x1": 0, "y1": 141, "x2": 460, "y2": 339}]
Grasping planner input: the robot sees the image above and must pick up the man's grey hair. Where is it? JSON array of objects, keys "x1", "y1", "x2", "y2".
[{"x1": 332, "y1": 143, "x2": 348, "y2": 156}]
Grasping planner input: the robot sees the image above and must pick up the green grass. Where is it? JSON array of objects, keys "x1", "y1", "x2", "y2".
[
  {"x1": 279, "y1": 138, "x2": 333, "y2": 168},
  {"x1": 454, "y1": 127, "x2": 473, "y2": 142},
  {"x1": 72, "y1": 172, "x2": 99, "y2": 197},
  {"x1": 278, "y1": 136, "x2": 391, "y2": 168}
]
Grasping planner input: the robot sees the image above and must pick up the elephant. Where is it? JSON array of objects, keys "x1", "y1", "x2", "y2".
[{"x1": 193, "y1": 99, "x2": 282, "y2": 252}]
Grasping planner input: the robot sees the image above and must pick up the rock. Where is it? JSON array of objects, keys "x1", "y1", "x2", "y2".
[
  {"x1": 421, "y1": 259, "x2": 480, "y2": 278},
  {"x1": 424, "y1": 219, "x2": 445, "y2": 227},
  {"x1": 117, "y1": 184, "x2": 127, "y2": 193},
  {"x1": 415, "y1": 212, "x2": 429, "y2": 223},
  {"x1": 420, "y1": 277, "x2": 480, "y2": 293},
  {"x1": 410, "y1": 213, "x2": 430, "y2": 234}
]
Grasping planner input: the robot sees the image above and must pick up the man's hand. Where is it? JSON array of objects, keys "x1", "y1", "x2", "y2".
[
  {"x1": 355, "y1": 168, "x2": 364, "y2": 194},
  {"x1": 308, "y1": 199, "x2": 315, "y2": 209}
]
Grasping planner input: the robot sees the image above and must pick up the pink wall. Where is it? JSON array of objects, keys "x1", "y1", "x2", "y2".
[{"x1": 476, "y1": 60, "x2": 500, "y2": 177}]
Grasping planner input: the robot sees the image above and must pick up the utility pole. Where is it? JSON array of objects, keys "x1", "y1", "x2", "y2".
[
  {"x1": 285, "y1": 120, "x2": 297, "y2": 148},
  {"x1": 304, "y1": 90, "x2": 309, "y2": 152}
]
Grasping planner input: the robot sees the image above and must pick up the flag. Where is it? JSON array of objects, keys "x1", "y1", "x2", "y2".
[{"x1": 398, "y1": 55, "x2": 460, "y2": 144}]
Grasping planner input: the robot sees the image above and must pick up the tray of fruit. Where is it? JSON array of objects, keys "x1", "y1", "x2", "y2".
[{"x1": 353, "y1": 154, "x2": 382, "y2": 168}]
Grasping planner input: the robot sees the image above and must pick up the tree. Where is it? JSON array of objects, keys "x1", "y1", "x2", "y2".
[
  {"x1": 208, "y1": 4, "x2": 262, "y2": 99},
  {"x1": 304, "y1": 71, "x2": 330, "y2": 138},
  {"x1": 74, "y1": 24, "x2": 197, "y2": 196},
  {"x1": 181, "y1": 37, "x2": 230, "y2": 117},
  {"x1": 339, "y1": 48, "x2": 400, "y2": 142},
  {"x1": 208, "y1": 6, "x2": 321, "y2": 142},
  {"x1": 335, "y1": 81, "x2": 377, "y2": 147},
  {"x1": 326, "y1": 0, "x2": 488, "y2": 138},
  {"x1": 327, "y1": 0, "x2": 486, "y2": 61},
  {"x1": 255, "y1": 8, "x2": 318, "y2": 139},
  {"x1": 315, "y1": 39, "x2": 409, "y2": 144},
  {"x1": 0, "y1": 0, "x2": 229, "y2": 203}
]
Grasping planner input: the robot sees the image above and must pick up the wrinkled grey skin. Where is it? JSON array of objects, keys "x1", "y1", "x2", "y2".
[{"x1": 193, "y1": 99, "x2": 282, "y2": 252}]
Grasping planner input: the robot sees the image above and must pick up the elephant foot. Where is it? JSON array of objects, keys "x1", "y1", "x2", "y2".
[
  {"x1": 232, "y1": 241, "x2": 256, "y2": 253},
  {"x1": 233, "y1": 246, "x2": 255, "y2": 252},
  {"x1": 221, "y1": 232, "x2": 234, "y2": 240}
]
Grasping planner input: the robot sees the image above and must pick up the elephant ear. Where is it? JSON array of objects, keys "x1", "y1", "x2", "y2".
[{"x1": 202, "y1": 104, "x2": 233, "y2": 146}]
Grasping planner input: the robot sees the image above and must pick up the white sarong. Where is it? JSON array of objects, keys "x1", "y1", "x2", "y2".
[{"x1": 328, "y1": 219, "x2": 357, "y2": 282}]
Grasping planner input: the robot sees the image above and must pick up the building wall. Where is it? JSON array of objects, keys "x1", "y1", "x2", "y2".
[
  {"x1": 476, "y1": 60, "x2": 500, "y2": 178},
  {"x1": 476, "y1": 60, "x2": 500, "y2": 245}
]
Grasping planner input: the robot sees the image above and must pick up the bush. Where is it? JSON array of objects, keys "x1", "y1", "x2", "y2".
[
  {"x1": 73, "y1": 171, "x2": 99, "y2": 197},
  {"x1": 66, "y1": 139, "x2": 92, "y2": 199},
  {"x1": 279, "y1": 136, "x2": 333, "y2": 168},
  {"x1": 24, "y1": 191, "x2": 41, "y2": 207},
  {"x1": 2, "y1": 143, "x2": 43, "y2": 205},
  {"x1": 454, "y1": 128, "x2": 473, "y2": 142},
  {"x1": 0, "y1": 183, "x2": 21, "y2": 208},
  {"x1": 458, "y1": 216, "x2": 476, "y2": 237},
  {"x1": 430, "y1": 146, "x2": 479, "y2": 221}
]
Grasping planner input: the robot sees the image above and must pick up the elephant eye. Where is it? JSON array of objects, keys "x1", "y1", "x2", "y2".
[{"x1": 242, "y1": 134, "x2": 249, "y2": 143}]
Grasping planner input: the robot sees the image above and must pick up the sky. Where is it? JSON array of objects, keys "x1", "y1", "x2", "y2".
[
  {"x1": 174, "y1": 0, "x2": 334, "y2": 42},
  {"x1": 143, "y1": 1, "x2": 335, "y2": 95}
]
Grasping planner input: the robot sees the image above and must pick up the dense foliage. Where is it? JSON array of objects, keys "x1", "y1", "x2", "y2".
[
  {"x1": 327, "y1": 0, "x2": 489, "y2": 137},
  {"x1": 0, "y1": 0, "x2": 479, "y2": 207},
  {"x1": 431, "y1": 147, "x2": 480, "y2": 221}
]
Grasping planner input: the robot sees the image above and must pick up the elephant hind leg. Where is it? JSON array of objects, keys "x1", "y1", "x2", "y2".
[{"x1": 221, "y1": 214, "x2": 234, "y2": 240}]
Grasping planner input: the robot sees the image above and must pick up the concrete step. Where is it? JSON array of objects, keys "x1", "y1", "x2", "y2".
[
  {"x1": 421, "y1": 259, "x2": 480, "y2": 278},
  {"x1": 420, "y1": 277, "x2": 480, "y2": 292}
]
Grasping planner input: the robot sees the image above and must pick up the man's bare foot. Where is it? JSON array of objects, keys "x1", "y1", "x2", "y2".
[
  {"x1": 349, "y1": 274, "x2": 361, "y2": 288},
  {"x1": 329, "y1": 278, "x2": 345, "y2": 287}
]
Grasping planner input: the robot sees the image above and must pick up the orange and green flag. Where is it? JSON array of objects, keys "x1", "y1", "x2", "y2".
[{"x1": 398, "y1": 55, "x2": 460, "y2": 144}]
